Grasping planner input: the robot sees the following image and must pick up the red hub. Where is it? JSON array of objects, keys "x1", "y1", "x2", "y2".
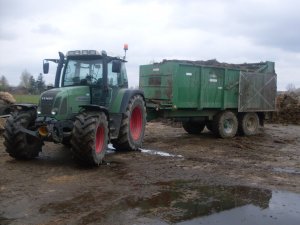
[
  {"x1": 95, "y1": 125, "x2": 105, "y2": 154},
  {"x1": 130, "y1": 106, "x2": 143, "y2": 141}
]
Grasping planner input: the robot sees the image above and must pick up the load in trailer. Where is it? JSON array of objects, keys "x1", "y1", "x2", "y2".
[
  {"x1": 4, "y1": 46, "x2": 146, "y2": 165},
  {"x1": 139, "y1": 59, "x2": 277, "y2": 138}
]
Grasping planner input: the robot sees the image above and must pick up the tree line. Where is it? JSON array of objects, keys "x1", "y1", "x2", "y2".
[{"x1": 0, "y1": 70, "x2": 49, "y2": 94}]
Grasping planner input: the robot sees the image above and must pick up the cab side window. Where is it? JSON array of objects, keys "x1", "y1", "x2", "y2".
[
  {"x1": 119, "y1": 63, "x2": 128, "y2": 87},
  {"x1": 107, "y1": 62, "x2": 118, "y2": 86}
]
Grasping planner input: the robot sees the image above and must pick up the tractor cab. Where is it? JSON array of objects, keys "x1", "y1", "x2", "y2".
[
  {"x1": 61, "y1": 50, "x2": 128, "y2": 89},
  {"x1": 44, "y1": 49, "x2": 128, "y2": 89},
  {"x1": 40, "y1": 49, "x2": 128, "y2": 120}
]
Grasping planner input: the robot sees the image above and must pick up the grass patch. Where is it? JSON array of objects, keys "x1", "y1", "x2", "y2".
[{"x1": 14, "y1": 95, "x2": 40, "y2": 104}]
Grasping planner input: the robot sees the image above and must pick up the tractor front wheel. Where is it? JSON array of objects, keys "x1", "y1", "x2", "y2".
[
  {"x1": 71, "y1": 111, "x2": 108, "y2": 166},
  {"x1": 4, "y1": 110, "x2": 42, "y2": 159},
  {"x1": 112, "y1": 95, "x2": 146, "y2": 151}
]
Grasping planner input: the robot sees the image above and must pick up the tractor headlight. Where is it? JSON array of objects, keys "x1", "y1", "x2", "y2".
[
  {"x1": 37, "y1": 107, "x2": 41, "y2": 115},
  {"x1": 51, "y1": 108, "x2": 58, "y2": 115}
]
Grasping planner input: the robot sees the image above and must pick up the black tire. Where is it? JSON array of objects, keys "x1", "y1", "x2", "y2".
[
  {"x1": 212, "y1": 111, "x2": 238, "y2": 138},
  {"x1": 71, "y1": 111, "x2": 108, "y2": 166},
  {"x1": 182, "y1": 121, "x2": 205, "y2": 134},
  {"x1": 3, "y1": 110, "x2": 42, "y2": 159},
  {"x1": 112, "y1": 95, "x2": 146, "y2": 151},
  {"x1": 238, "y1": 112, "x2": 259, "y2": 136}
]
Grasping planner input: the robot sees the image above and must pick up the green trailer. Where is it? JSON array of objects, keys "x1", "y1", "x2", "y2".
[{"x1": 139, "y1": 59, "x2": 277, "y2": 138}]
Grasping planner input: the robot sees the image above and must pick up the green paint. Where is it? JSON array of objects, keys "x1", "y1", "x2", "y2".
[
  {"x1": 109, "y1": 88, "x2": 127, "y2": 113},
  {"x1": 140, "y1": 60, "x2": 276, "y2": 121},
  {"x1": 38, "y1": 86, "x2": 90, "y2": 120}
]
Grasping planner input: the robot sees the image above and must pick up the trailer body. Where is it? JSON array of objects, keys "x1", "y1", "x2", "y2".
[{"x1": 139, "y1": 60, "x2": 277, "y2": 138}]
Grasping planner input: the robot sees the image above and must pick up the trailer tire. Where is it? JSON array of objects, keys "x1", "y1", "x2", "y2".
[
  {"x1": 238, "y1": 112, "x2": 259, "y2": 136},
  {"x1": 213, "y1": 111, "x2": 238, "y2": 138},
  {"x1": 71, "y1": 111, "x2": 108, "y2": 166},
  {"x1": 3, "y1": 110, "x2": 42, "y2": 159},
  {"x1": 182, "y1": 121, "x2": 205, "y2": 134},
  {"x1": 112, "y1": 95, "x2": 146, "y2": 151}
]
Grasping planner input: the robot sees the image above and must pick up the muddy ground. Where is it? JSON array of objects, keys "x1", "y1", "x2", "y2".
[{"x1": 0, "y1": 122, "x2": 300, "y2": 225}]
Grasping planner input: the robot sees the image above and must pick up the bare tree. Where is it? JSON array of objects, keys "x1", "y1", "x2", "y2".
[
  {"x1": 36, "y1": 73, "x2": 46, "y2": 93},
  {"x1": 19, "y1": 70, "x2": 32, "y2": 89},
  {"x1": 286, "y1": 83, "x2": 296, "y2": 92},
  {"x1": 0, "y1": 75, "x2": 9, "y2": 91}
]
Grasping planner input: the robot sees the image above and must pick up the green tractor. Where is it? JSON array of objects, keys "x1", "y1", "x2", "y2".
[{"x1": 3, "y1": 46, "x2": 146, "y2": 165}]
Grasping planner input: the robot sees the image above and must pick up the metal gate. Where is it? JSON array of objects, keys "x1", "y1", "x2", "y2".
[{"x1": 238, "y1": 72, "x2": 277, "y2": 112}]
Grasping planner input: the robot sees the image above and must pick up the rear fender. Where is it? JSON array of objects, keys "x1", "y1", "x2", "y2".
[{"x1": 110, "y1": 89, "x2": 145, "y2": 113}]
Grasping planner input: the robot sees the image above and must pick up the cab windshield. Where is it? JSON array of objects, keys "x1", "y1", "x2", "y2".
[{"x1": 63, "y1": 59, "x2": 103, "y2": 87}]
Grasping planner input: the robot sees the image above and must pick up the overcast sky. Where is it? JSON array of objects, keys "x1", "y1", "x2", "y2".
[{"x1": 0, "y1": 0, "x2": 300, "y2": 90}]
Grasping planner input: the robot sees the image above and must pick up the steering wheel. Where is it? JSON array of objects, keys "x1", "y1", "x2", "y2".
[{"x1": 86, "y1": 74, "x2": 97, "y2": 83}]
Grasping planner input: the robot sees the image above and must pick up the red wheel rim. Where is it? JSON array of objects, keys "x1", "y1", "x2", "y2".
[
  {"x1": 130, "y1": 106, "x2": 143, "y2": 141},
  {"x1": 95, "y1": 125, "x2": 105, "y2": 154}
]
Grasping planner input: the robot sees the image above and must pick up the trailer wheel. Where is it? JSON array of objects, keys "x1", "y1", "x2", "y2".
[
  {"x1": 213, "y1": 111, "x2": 238, "y2": 138},
  {"x1": 71, "y1": 111, "x2": 108, "y2": 166},
  {"x1": 238, "y1": 112, "x2": 259, "y2": 136},
  {"x1": 3, "y1": 110, "x2": 42, "y2": 159},
  {"x1": 112, "y1": 95, "x2": 146, "y2": 151},
  {"x1": 182, "y1": 121, "x2": 205, "y2": 134}
]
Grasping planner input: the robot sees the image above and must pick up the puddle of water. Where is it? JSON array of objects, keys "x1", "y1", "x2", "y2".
[
  {"x1": 106, "y1": 144, "x2": 116, "y2": 154},
  {"x1": 140, "y1": 149, "x2": 183, "y2": 158},
  {"x1": 273, "y1": 167, "x2": 300, "y2": 174},
  {"x1": 106, "y1": 144, "x2": 183, "y2": 158},
  {"x1": 123, "y1": 181, "x2": 300, "y2": 225},
  {"x1": 107, "y1": 143, "x2": 114, "y2": 150},
  {"x1": 177, "y1": 190, "x2": 300, "y2": 225}
]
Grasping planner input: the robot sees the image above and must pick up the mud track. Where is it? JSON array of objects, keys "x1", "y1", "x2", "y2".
[{"x1": 0, "y1": 122, "x2": 300, "y2": 224}]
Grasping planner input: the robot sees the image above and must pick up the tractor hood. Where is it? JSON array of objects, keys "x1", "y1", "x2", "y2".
[{"x1": 38, "y1": 86, "x2": 90, "y2": 120}]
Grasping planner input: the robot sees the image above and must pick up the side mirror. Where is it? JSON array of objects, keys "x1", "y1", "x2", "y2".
[
  {"x1": 112, "y1": 60, "x2": 121, "y2": 73},
  {"x1": 43, "y1": 61, "x2": 49, "y2": 74}
]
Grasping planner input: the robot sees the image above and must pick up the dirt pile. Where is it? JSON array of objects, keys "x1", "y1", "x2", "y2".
[
  {"x1": 0, "y1": 92, "x2": 15, "y2": 134},
  {"x1": 270, "y1": 92, "x2": 300, "y2": 125},
  {"x1": 0, "y1": 92, "x2": 15, "y2": 115},
  {"x1": 0, "y1": 118, "x2": 6, "y2": 133},
  {"x1": 0, "y1": 91, "x2": 16, "y2": 104}
]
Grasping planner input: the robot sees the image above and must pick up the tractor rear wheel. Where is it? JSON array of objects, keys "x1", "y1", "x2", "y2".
[
  {"x1": 213, "y1": 111, "x2": 238, "y2": 138},
  {"x1": 112, "y1": 95, "x2": 146, "y2": 151},
  {"x1": 182, "y1": 121, "x2": 205, "y2": 134},
  {"x1": 71, "y1": 111, "x2": 108, "y2": 166},
  {"x1": 238, "y1": 112, "x2": 259, "y2": 136},
  {"x1": 4, "y1": 110, "x2": 42, "y2": 159}
]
